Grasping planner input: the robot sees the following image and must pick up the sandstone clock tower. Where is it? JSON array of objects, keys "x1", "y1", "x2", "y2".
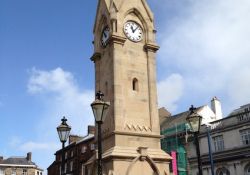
[{"x1": 89, "y1": 0, "x2": 171, "y2": 174}]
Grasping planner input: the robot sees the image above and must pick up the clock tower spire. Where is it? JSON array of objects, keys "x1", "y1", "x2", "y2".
[{"x1": 89, "y1": 0, "x2": 171, "y2": 174}]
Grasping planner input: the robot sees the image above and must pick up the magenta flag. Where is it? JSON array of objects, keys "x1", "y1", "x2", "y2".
[{"x1": 171, "y1": 151, "x2": 178, "y2": 175}]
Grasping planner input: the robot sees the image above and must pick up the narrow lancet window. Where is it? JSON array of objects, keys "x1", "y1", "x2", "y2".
[{"x1": 132, "y1": 78, "x2": 139, "y2": 91}]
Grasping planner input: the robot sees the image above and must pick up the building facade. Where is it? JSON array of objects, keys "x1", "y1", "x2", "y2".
[
  {"x1": 160, "y1": 98, "x2": 223, "y2": 175},
  {"x1": 161, "y1": 100, "x2": 250, "y2": 175},
  {"x1": 0, "y1": 152, "x2": 43, "y2": 175},
  {"x1": 188, "y1": 104, "x2": 250, "y2": 175},
  {"x1": 47, "y1": 126, "x2": 95, "y2": 175}
]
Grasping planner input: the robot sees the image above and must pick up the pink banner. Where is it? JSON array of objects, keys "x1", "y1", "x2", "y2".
[{"x1": 171, "y1": 151, "x2": 178, "y2": 175}]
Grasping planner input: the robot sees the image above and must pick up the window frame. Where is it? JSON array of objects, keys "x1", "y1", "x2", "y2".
[
  {"x1": 0, "y1": 169, "x2": 4, "y2": 175},
  {"x1": 240, "y1": 128, "x2": 250, "y2": 145},
  {"x1": 213, "y1": 135, "x2": 224, "y2": 152}
]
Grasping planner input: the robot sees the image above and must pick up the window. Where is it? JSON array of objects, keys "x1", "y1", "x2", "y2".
[
  {"x1": 82, "y1": 165, "x2": 88, "y2": 175},
  {"x1": 105, "y1": 81, "x2": 108, "y2": 96},
  {"x1": 240, "y1": 129, "x2": 250, "y2": 145},
  {"x1": 213, "y1": 135, "x2": 224, "y2": 151},
  {"x1": 22, "y1": 169, "x2": 28, "y2": 175},
  {"x1": 65, "y1": 163, "x2": 67, "y2": 173},
  {"x1": 216, "y1": 167, "x2": 230, "y2": 175},
  {"x1": 132, "y1": 78, "x2": 139, "y2": 91},
  {"x1": 90, "y1": 144, "x2": 95, "y2": 150},
  {"x1": 0, "y1": 169, "x2": 4, "y2": 175},
  {"x1": 71, "y1": 150, "x2": 74, "y2": 157},
  {"x1": 245, "y1": 163, "x2": 250, "y2": 175},
  {"x1": 11, "y1": 169, "x2": 16, "y2": 175},
  {"x1": 70, "y1": 161, "x2": 73, "y2": 171},
  {"x1": 82, "y1": 146, "x2": 87, "y2": 153},
  {"x1": 65, "y1": 152, "x2": 68, "y2": 159}
]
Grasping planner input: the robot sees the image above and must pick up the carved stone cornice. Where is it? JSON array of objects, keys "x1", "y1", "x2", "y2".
[
  {"x1": 144, "y1": 43, "x2": 160, "y2": 53},
  {"x1": 90, "y1": 52, "x2": 101, "y2": 62},
  {"x1": 109, "y1": 34, "x2": 126, "y2": 45}
]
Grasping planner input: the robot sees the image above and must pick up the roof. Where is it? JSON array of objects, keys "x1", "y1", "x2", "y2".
[
  {"x1": 76, "y1": 133, "x2": 94, "y2": 144},
  {"x1": 56, "y1": 133, "x2": 95, "y2": 154},
  {"x1": 159, "y1": 107, "x2": 171, "y2": 124},
  {"x1": 0, "y1": 157, "x2": 36, "y2": 167},
  {"x1": 228, "y1": 103, "x2": 250, "y2": 116},
  {"x1": 161, "y1": 106, "x2": 204, "y2": 131}
]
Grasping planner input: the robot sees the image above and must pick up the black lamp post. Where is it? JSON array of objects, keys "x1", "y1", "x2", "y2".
[
  {"x1": 186, "y1": 105, "x2": 203, "y2": 175},
  {"x1": 57, "y1": 117, "x2": 71, "y2": 175},
  {"x1": 206, "y1": 125, "x2": 215, "y2": 175},
  {"x1": 91, "y1": 91, "x2": 110, "y2": 175}
]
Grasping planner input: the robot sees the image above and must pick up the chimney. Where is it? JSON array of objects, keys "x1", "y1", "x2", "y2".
[
  {"x1": 88, "y1": 125, "x2": 95, "y2": 135},
  {"x1": 69, "y1": 135, "x2": 83, "y2": 144},
  {"x1": 26, "y1": 152, "x2": 32, "y2": 161},
  {"x1": 211, "y1": 96, "x2": 223, "y2": 119},
  {"x1": 158, "y1": 107, "x2": 171, "y2": 125}
]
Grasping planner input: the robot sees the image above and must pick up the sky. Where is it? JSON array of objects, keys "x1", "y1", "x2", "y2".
[{"x1": 1, "y1": 0, "x2": 250, "y2": 173}]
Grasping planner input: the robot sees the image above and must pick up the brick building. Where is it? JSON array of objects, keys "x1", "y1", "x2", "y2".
[
  {"x1": 0, "y1": 152, "x2": 43, "y2": 175},
  {"x1": 47, "y1": 126, "x2": 95, "y2": 175}
]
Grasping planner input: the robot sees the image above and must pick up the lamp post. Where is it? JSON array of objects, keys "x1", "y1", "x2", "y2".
[
  {"x1": 57, "y1": 117, "x2": 71, "y2": 175},
  {"x1": 206, "y1": 125, "x2": 215, "y2": 175},
  {"x1": 186, "y1": 105, "x2": 203, "y2": 175},
  {"x1": 91, "y1": 91, "x2": 110, "y2": 175}
]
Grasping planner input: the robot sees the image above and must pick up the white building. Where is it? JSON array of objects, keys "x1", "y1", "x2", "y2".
[{"x1": 187, "y1": 104, "x2": 250, "y2": 175}]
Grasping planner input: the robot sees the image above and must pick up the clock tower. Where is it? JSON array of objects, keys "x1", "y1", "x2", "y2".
[{"x1": 89, "y1": 0, "x2": 171, "y2": 174}]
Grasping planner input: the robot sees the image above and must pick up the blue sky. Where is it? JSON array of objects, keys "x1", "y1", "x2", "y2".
[{"x1": 1, "y1": 0, "x2": 250, "y2": 173}]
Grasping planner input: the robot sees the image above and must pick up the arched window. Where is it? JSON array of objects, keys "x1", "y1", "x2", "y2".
[
  {"x1": 105, "y1": 81, "x2": 108, "y2": 95},
  {"x1": 216, "y1": 167, "x2": 230, "y2": 175},
  {"x1": 245, "y1": 163, "x2": 250, "y2": 175},
  {"x1": 0, "y1": 169, "x2": 4, "y2": 175},
  {"x1": 132, "y1": 78, "x2": 139, "y2": 91}
]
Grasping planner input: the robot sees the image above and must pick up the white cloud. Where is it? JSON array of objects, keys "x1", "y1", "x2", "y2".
[
  {"x1": 8, "y1": 136, "x2": 22, "y2": 148},
  {"x1": 19, "y1": 141, "x2": 59, "y2": 152},
  {"x1": 26, "y1": 67, "x2": 94, "y2": 171},
  {"x1": 158, "y1": 0, "x2": 250, "y2": 114},
  {"x1": 27, "y1": 67, "x2": 94, "y2": 136},
  {"x1": 227, "y1": 68, "x2": 250, "y2": 107},
  {"x1": 157, "y1": 74, "x2": 184, "y2": 111}
]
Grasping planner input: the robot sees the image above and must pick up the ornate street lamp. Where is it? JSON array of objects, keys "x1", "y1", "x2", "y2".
[
  {"x1": 186, "y1": 105, "x2": 203, "y2": 175},
  {"x1": 57, "y1": 117, "x2": 71, "y2": 175},
  {"x1": 91, "y1": 91, "x2": 110, "y2": 175}
]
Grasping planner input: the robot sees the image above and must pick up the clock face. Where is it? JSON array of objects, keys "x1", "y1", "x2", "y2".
[
  {"x1": 101, "y1": 26, "x2": 110, "y2": 47},
  {"x1": 124, "y1": 21, "x2": 143, "y2": 42}
]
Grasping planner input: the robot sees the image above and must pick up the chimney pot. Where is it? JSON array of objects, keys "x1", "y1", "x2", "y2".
[
  {"x1": 27, "y1": 152, "x2": 32, "y2": 161},
  {"x1": 88, "y1": 125, "x2": 95, "y2": 135},
  {"x1": 211, "y1": 96, "x2": 223, "y2": 119}
]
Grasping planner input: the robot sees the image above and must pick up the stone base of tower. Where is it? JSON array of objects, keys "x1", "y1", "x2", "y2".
[{"x1": 86, "y1": 146, "x2": 171, "y2": 175}]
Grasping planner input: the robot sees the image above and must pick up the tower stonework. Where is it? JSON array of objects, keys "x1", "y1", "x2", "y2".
[{"x1": 90, "y1": 0, "x2": 171, "y2": 174}]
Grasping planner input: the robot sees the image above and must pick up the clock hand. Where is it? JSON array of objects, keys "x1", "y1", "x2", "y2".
[
  {"x1": 130, "y1": 25, "x2": 135, "y2": 33},
  {"x1": 103, "y1": 32, "x2": 107, "y2": 38},
  {"x1": 134, "y1": 26, "x2": 139, "y2": 32}
]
